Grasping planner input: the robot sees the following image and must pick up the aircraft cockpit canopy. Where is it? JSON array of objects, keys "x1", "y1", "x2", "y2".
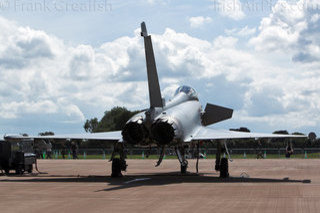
[{"x1": 174, "y1": 85, "x2": 198, "y2": 100}]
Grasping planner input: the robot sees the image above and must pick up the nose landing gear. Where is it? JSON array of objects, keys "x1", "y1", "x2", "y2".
[{"x1": 175, "y1": 146, "x2": 188, "y2": 174}]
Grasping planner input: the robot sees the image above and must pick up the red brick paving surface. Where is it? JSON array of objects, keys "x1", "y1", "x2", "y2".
[{"x1": 0, "y1": 159, "x2": 319, "y2": 213}]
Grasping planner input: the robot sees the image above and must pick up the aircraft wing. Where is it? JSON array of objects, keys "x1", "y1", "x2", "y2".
[
  {"x1": 192, "y1": 127, "x2": 306, "y2": 141},
  {"x1": 29, "y1": 131, "x2": 122, "y2": 141}
]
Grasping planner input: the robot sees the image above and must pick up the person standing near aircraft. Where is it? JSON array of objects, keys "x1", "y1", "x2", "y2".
[
  {"x1": 256, "y1": 140, "x2": 264, "y2": 159},
  {"x1": 71, "y1": 142, "x2": 78, "y2": 159},
  {"x1": 46, "y1": 141, "x2": 52, "y2": 159},
  {"x1": 285, "y1": 142, "x2": 294, "y2": 158},
  {"x1": 61, "y1": 146, "x2": 66, "y2": 159}
]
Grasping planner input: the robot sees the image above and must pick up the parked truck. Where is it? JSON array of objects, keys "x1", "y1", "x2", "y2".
[{"x1": 0, "y1": 135, "x2": 36, "y2": 175}]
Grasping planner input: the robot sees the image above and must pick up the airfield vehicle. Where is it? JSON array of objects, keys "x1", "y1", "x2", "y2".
[{"x1": 0, "y1": 135, "x2": 36, "y2": 175}]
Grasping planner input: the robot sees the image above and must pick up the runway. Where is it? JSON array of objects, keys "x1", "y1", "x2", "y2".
[{"x1": 0, "y1": 159, "x2": 319, "y2": 213}]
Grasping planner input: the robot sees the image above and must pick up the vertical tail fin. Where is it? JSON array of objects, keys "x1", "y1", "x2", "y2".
[{"x1": 141, "y1": 22, "x2": 163, "y2": 108}]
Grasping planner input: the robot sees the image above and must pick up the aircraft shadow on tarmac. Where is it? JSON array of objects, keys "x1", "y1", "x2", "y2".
[{"x1": 0, "y1": 172, "x2": 311, "y2": 192}]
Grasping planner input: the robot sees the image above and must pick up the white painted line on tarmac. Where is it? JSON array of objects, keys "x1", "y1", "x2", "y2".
[{"x1": 124, "y1": 178, "x2": 151, "y2": 184}]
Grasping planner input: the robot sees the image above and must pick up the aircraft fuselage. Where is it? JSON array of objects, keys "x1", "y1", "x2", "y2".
[{"x1": 122, "y1": 88, "x2": 202, "y2": 146}]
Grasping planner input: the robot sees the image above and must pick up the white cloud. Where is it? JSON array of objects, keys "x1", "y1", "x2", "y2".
[
  {"x1": 311, "y1": 13, "x2": 320, "y2": 22},
  {"x1": 189, "y1": 16, "x2": 212, "y2": 28},
  {"x1": 225, "y1": 26, "x2": 256, "y2": 37},
  {"x1": 1, "y1": 0, "x2": 320, "y2": 135},
  {"x1": 249, "y1": 0, "x2": 320, "y2": 63},
  {"x1": 145, "y1": 0, "x2": 170, "y2": 5},
  {"x1": 212, "y1": 0, "x2": 245, "y2": 20},
  {"x1": 0, "y1": 17, "x2": 148, "y2": 126},
  {"x1": 0, "y1": 100, "x2": 58, "y2": 119}
]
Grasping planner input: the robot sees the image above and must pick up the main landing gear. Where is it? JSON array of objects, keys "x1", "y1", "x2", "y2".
[
  {"x1": 110, "y1": 142, "x2": 127, "y2": 177},
  {"x1": 155, "y1": 144, "x2": 189, "y2": 174},
  {"x1": 111, "y1": 158, "x2": 127, "y2": 177},
  {"x1": 215, "y1": 141, "x2": 229, "y2": 178}
]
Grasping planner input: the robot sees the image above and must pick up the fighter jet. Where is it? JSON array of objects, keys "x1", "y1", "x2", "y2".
[{"x1": 21, "y1": 22, "x2": 305, "y2": 178}]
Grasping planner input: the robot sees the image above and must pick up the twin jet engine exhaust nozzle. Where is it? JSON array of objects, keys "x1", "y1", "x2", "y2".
[
  {"x1": 122, "y1": 116, "x2": 180, "y2": 146},
  {"x1": 122, "y1": 117, "x2": 148, "y2": 145}
]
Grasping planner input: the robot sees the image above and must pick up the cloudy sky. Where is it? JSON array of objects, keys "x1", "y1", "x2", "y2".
[{"x1": 0, "y1": 0, "x2": 319, "y2": 135}]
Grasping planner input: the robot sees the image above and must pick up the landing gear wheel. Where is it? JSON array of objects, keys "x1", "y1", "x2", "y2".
[
  {"x1": 111, "y1": 158, "x2": 122, "y2": 177},
  {"x1": 111, "y1": 158, "x2": 127, "y2": 177},
  {"x1": 180, "y1": 165, "x2": 187, "y2": 174},
  {"x1": 180, "y1": 160, "x2": 188, "y2": 174},
  {"x1": 219, "y1": 158, "x2": 229, "y2": 178},
  {"x1": 215, "y1": 158, "x2": 220, "y2": 171},
  {"x1": 120, "y1": 159, "x2": 127, "y2": 171}
]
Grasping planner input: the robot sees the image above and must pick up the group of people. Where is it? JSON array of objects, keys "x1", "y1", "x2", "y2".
[
  {"x1": 57, "y1": 142, "x2": 79, "y2": 159},
  {"x1": 256, "y1": 141, "x2": 294, "y2": 159},
  {"x1": 34, "y1": 141, "x2": 79, "y2": 159},
  {"x1": 34, "y1": 141, "x2": 52, "y2": 159}
]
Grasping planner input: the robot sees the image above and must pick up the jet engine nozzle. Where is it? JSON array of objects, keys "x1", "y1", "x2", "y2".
[
  {"x1": 151, "y1": 116, "x2": 180, "y2": 145},
  {"x1": 122, "y1": 117, "x2": 147, "y2": 145}
]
